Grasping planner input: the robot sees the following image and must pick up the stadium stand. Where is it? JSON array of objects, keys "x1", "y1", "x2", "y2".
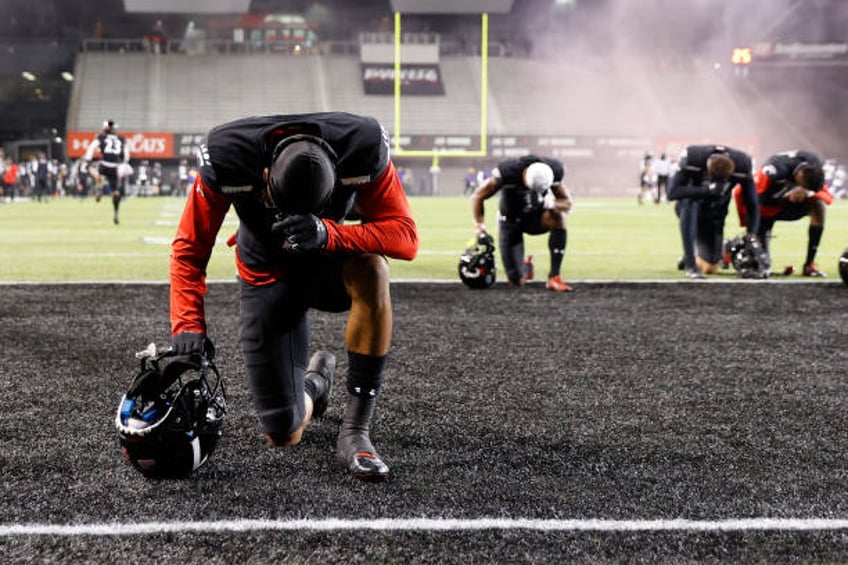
[
  {"x1": 68, "y1": 49, "x2": 769, "y2": 138},
  {"x1": 68, "y1": 49, "x2": 771, "y2": 194},
  {"x1": 40, "y1": 0, "x2": 847, "y2": 196},
  {"x1": 71, "y1": 52, "x2": 494, "y2": 136}
]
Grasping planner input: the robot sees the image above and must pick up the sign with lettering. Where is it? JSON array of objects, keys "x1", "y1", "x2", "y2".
[
  {"x1": 361, "y1": 64, "x2": 445, "y2": 95},
  {"x1": 67, "y1": 131, "x2": 175, "y2": 158}
]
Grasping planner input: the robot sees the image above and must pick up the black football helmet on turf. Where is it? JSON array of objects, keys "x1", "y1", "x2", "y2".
[
  {"x1": 458, "y1": 232, "x2": 496, "y2": 289},
  {"x1": 839, "y1": 248, "x2": 848, "y2": 285},
  {"x1": 728, "y1": 233, "x2": 770, "y2": 279},
  {"x1": 115, "y1": 344, "x2": 226, "y2": 478}
]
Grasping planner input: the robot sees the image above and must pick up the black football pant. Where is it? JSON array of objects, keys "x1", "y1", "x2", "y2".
[
  {"x1": 498, "y1": 208, "x2": 546, "y2": 283},
  {"x1": 676, "y1": 198, "x2": 727, "y2": 268},
  {"x1": 238, "y1": 254, "x2": 351, "y2": 436},
  {"x1": 758, "y1": 203, "x2": 821, "y2": 265},
  {"x1": 99, "y1": 167, "x2": 123, "y2": 216}
]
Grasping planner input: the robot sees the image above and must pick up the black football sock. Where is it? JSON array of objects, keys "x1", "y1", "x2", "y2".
[
  {"x1": 805, "y1": 225, "x2": 824, "y2": 266},
  {"x1": 345, "y1": 351, "x2": 386, "y2": 398},
  {"x1": 548, "y1": 228, "x2": 566, "y2": 278}
]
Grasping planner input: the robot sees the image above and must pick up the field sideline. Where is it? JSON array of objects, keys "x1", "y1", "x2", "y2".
[
  {"x1": 0, "y1": 195, "x2": 846, "y2": 282},
  {"x1": 2, "y1": 281, "x2": 848, "y2": 562}
]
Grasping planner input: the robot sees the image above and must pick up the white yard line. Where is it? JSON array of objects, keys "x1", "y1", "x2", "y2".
[{"x1": 3, "y1": 517, "x2": 848, "y2": 537}]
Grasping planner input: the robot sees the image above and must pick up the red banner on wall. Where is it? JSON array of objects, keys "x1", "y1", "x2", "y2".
[{"x1": 67, "y1": 131, "x2": 175, "y2": 159}]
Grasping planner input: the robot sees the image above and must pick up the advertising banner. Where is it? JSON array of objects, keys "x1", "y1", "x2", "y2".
[
  {"x1": 67, "y1": 131, "x2": 175, "y2": 159},
  {"x1": 361, "y1": 64, "x2": 445, "y2": 95}
]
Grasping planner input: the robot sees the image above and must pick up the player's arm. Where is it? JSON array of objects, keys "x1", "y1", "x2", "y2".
[
  {"x1": 322, "y1": 162, "x2": 419, "y2": 261},
  {"x1": 667, "y1": 169, "x2": 717, "y2": 200},
  {"x1": 756, "y1": 165, "x2": 790, "y2": 207},
  {"x1": 81, "y1": 137, "x2": 100, "y2": 168},
  {"x1": 666, "y1": 166, "x2": 693, "y2": 201},
  {"x1": 739, "y1": 176, "x2": 760, "y2": 235},
  {"x1": 169, "y1": 177, "x2": 232, "y2": 336},
  {"x1": 549, "y1": 184, "x2": 573, "y2": 213},
  {"x1": 470, "y1": 176, "x2": 500, "y2": 233}
]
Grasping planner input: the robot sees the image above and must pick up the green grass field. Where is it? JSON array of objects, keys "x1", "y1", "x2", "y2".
[{"x1": 1, "y1": 195, "x2": 846, "y2": 282}]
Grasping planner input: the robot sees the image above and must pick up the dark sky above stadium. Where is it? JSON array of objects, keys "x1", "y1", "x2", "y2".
[{"x1": 2, "y1": 0, "x2": 847, "y2": 48}]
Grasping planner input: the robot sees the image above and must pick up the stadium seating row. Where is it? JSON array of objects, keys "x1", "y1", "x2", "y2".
[{"x1": 69, "y1": 52, "x2": 756, "y2": 139}]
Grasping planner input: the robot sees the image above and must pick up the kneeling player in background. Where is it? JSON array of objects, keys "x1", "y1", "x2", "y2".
[
  {"x1": 470, "y1": 155, "x2": 574, "y2": 292},
  {"x1": 733, "y1": 149, "x2": 831, "y2": 277}
]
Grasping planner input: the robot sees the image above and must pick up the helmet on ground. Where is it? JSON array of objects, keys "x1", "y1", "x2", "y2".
[
  {"x1": 115, "y1": 345, "x2": 226, "y2": 478},
  {"x1": 839, "y1": 248, "x2": 848, "y2": 285},
  {"x1": 728, "y1": 233, "x2": 770, "y2": 279},
  {"x1": 459, "y1": 232, "x2": 496, "y2": 289}
]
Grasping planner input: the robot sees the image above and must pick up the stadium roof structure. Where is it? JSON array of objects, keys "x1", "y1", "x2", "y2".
[
  {"x1": 123, "y1": 0, "x2": 250, "y2": 14},
  {"x1": 390, "y1": 0, "x2": 513, "y2": 14}
]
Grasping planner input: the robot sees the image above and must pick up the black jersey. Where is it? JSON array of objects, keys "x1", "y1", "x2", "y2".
[
  {"x1": 197, "y1": 112, "x2": 391, "y2": 269},
  {"x1": 759, "y1": 150, "x2": 823, "y2": 202},
  {"x1": 669, "y1": 144, "x2": 753, "y2": 203},
  {"x1": 92, "y1": 132, "x2": 127, "y2": 167},
  {"x1": 670, "y1": 144, "x2": 760, "y2": 233},
  {"x1": 492, "y1": 155, "x2": 564, "y2": 218},
  {"x1": 198, "y1": 112, "x2": 389, "y2": 221},
  {"x1": 678, "y1": 144, "x2": 753, "y2": 185}
]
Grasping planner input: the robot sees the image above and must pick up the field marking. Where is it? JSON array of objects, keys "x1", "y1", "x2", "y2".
[
  {"x1": 3, "y1": 517, "x2": 848, "y2": 537},
  {"x1": 0, "y1": 278, "x2": 835, "y2": 286}
]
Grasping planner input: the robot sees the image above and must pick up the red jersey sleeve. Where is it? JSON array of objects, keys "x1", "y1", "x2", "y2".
[
  {"x1": 814, "y1": 185, "x2": 834, "y2": 205},
  {"x1": 323, "y1": 161, "x2": 418, "y2": 260},
  {"x1": 169, "y1": 177, "x2": 232, "y2": 335}
]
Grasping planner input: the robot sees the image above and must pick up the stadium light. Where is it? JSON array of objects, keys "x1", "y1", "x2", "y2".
[
  {"x1": 21, "y1": 71, "x2": 36, "y2": 81},
  {"x1": 731, "y1": 47, "x2": 752, "y2": 65},
  {"x1": 61, "y1": 71, "x2": 74, "y2": 82}
]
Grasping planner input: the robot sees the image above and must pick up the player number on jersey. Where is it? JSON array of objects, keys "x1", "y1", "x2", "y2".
[{"x1": 197, "y1": 143, "x2": 210, "y2": 168}]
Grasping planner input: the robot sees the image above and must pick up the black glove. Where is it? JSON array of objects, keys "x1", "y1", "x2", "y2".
[
  {"x1": 272, "y1": 214, "x2": 328, "y2": 252},
  {"x1": 172, "y1": 331, "x2": 214, "y2": 358}
]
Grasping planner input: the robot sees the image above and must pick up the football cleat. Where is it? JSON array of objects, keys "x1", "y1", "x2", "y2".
[
  {"x1": 803, "y1": 263, "x2": 825, "y2": 277},
  {"x1": 305, "y1": 350, "x2": 335, "y2": 418},
  {"x1": 685, "y1": 267, "x2": 705, "y2": 279},
  {"x1": 345, "y1": 450, "x2": 390, "y2": 483},
  {"x1": 546, "y1": 275, "x2": 573, "y2": 292},
  {"x1": 337, "y1": 396, "x2": 389, "y2": 482}
]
